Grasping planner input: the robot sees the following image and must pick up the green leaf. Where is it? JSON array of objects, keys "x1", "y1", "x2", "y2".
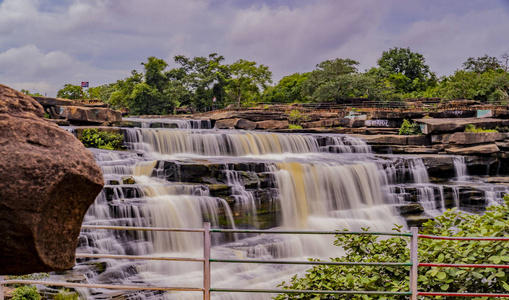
[
  {"x1": 440, "y1": 283, "x2": 449, "y2": 291},
  {"x1": 436, "y1": 272, "x2": 447, "y2": 280}
]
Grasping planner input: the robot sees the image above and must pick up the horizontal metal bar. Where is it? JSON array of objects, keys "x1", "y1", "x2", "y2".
[
  {"x1": 81, "y1": 225, "x2": 204, "y2": 233},
  {"x1": 210, "y1": 259, "x2": 411, "y2": 267},
  {"x1": 2, "y1": 280, "x2": 203, "y2": 292},
  {"x1": 210, "y1": 288, "x2": 411, "y2": 295},
  {"x1": 211, "y1": 229, "x2": 412, "y2": 236},
  {"x1": 419, "y1": 234, "x2": 509, "y2": 241},
  {"x1": 420, "y1": 263, "x2": 509, "y2": 269},
  {"x1": 419, "y1": 292, "x2": 509, "y2": 297},
  {"x1": 76, "y1": 253, "x2": 204, "y2": 262}
]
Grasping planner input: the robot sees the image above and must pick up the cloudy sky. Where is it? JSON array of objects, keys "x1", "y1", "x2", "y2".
[{"x1": 1, "y1": 0, "x2": 508, "y2": 97}]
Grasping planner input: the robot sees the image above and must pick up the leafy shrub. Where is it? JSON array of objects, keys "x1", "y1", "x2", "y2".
[
  {"x1": 288, "y1": 124, "x2": 303, "y2": 130},
  {"x1": 464, "y1": 124, "x2": 498, "y2": 133},
  {"x1": 288, "y1": 110, "x2": 310, "y2": 125},
  {"x1": 79, "y1": 129, "x2": 124, "y2": 150},
  {"x1": 398, "y1": 119, "x2": 422, "y2": 135},
  {"x1": 12, "y1": 285, "x2": 41, "y2": 300},
  {"x1": 276, "y1": 196, "x2": 509, "y2": 299},
  {"x1": 54, "y1": 288, "x2": 80, "y2": 300}
]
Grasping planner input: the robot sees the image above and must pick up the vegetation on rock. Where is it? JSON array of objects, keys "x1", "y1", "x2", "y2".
[
  {"x1": 398, "y1": 119, "x2": 422, "y2": 135},
  {"x1": 79, "y1": 129, "x2": 124, "y2": 150},
  {"x1": 464, "y1": 124, "x2": 498, "y2": 133},
  {"x1": 11, "y1": 285, "x2": 41, "y2": 300},
  {"x1": 275, "y1": 195, "x2": 509, "y2": 299}
]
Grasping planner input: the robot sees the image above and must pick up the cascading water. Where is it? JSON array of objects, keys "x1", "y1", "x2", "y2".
[
  {"x1": 76, "y1": 124, "x2": 449, "y2": 299},
  {"x1": 453, "y1": 156, "x2": 469, "y2": 181}
]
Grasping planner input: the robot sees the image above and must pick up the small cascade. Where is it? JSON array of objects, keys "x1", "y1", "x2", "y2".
[
  {"x1": 123, "y1": 128, "x2": 371, "y2": 156},
  {"x1": 453, "y1": 156, "x2": 469, "y2": 181},
  {"x1": 123, "y1": 117, "x2": 211, "y2": 129},
  {"x1": 452, "y1": 186, "x2": 461, "y2": 208},
  {"x1": 270, "y1": 161, "x2": 395, "y2": 230}
]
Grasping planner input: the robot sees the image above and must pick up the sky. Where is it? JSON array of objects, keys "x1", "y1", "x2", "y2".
[{"x1": 0, "y1": 0, "x2": 509, "y2": 97}]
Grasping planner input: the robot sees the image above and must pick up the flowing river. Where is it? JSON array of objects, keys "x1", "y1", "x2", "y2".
[{"x1": 72, "y1": 118, "x2": 509, "y2": 299}]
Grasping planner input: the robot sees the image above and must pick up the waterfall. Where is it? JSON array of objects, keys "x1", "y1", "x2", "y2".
[
  {"x1": 123, "y1": 117, "x2": 211, "y2": 129},
  {"x1": 123, "y1": 128, "x2": 371, "y2": 156},
  {"x1": 77, "y1": 127, "x2": 450, "y2": 300},
  {"x1": 453, "y1": 156, "x2": 469, "y2": 181}
]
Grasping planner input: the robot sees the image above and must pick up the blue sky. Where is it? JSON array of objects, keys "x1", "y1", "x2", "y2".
[{"x1": 0, "y1": 0, "x2": 508, "y2": 96}]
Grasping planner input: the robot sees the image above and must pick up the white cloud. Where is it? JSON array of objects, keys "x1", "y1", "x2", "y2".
[
  {"x1": 0, "y1": 0, "x2": 508, "y2": 95},
  {"x1": 224, "y1": 2, "x2": 388, "y2": 78}
]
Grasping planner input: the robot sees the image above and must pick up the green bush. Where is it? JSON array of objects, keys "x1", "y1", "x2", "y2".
[
  {"x1": 464, "y1": 124, "x2": 498, "y2": 133},
  {"x1": 79, "y1": 128, "x2": 124, "y2": 150},
  {"x1": 276, "y1": 195, "x2": 509, "y2": 299},
  {"x1": 12, "y1": 285, "x2": 41, "y2": 300},
  {"x1": 288, "y1": 110, "x2": 310, "y2": 125},
  {"x1": 398, "y1": 119, "x2": 422, "y2": 135},
  {"x1": 288, "y1": 124, "x2": 303, "y2": 130},
  {"x1": 54, "y1": 288, "x2": 80, "y2": 300}
]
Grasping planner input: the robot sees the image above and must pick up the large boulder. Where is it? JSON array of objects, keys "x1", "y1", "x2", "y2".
[{"x1": 0, "y1": 84, "x2": 103, "y2": 275}]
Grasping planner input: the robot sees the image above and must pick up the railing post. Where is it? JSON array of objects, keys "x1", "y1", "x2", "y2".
[
  {"x1": 0, "y1": 275, "x2": 4, "y2": 300},
  {"x1": 410, "y1": 227, "x2": 418, "y2": 300},
  {"x1": 203, "y1": 223, "x2": 211, "y2": 300}
]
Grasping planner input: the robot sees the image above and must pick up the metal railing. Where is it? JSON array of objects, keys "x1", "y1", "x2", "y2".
[{"x1": 2, "y1": 225, "x2": 509, "y2": 299}]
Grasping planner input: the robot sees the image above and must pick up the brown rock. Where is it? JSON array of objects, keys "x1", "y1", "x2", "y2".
[
  {"x1": 236, "y1": 118, "x2": 257, "y2": 130},
  {"x1": 0, "y1": 84, "x2": 104, "y2": 275},
  {"x1": 447, "y1": 132, "x2": 508, "y2": 145},
  {"x1": 445, "y1": 144, "x2": 500, "y2": 155},
  {"x1": 256, "y1": 120, "x2": 289, "y2": 130},
  {"x1": 215, "y1": 118, "x2": 240, "y2": 129},
  {"x1": 60, "y1": 106, "x2": 122, "y2": 125},
  {"x1": 415, "y1": 117, "x2": 509, "y2": 134},
  {"x1": 0, "y1": 83, "x2": 44, "y2": 117},
  {"x1": 302, "y1": 118, "x2": 341, "y2": 128}
]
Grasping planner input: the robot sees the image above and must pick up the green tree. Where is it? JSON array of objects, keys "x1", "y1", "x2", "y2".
[
  {"x1": 463, "y1": 54, "x2": 502, "y2": 73},
  {"x1": 107, "y1": 70, "x2": 143, "y2": 110},
  {"x1": 106, "y1": 57, "x2": 177, "y2": 115},
  {"x1": 225, "y1": 59, "x2": 272, "y2": 107},
  {"x1": 57, "y1": 84, "x2": 82, "y2": 99},
  {"x1": 302, "y1": 58, "x2": 360, "y2": 102},
  {"x1": 439, "y1": 69, "x2": 509, "y2": 103},
  {"x1": 263, "y1": 72, "x2": 310, "y2": 103},
  {"x1": 377, "y1": 47, "x2": 436, "y2": 93},
  {"x1": 276, "y1": 196, "x2": 509, "y2": 299},
  {"x1": 20, "y1": 89, "x2": 43, "y2": 97},
  {"x1": 169, "y1": 53, "x2": 229, "y2": 111}
]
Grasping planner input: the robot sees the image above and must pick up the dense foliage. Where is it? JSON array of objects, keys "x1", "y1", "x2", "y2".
[
  {"x1": 51, "y1": 49, "x2": 509, "y2": 114},
  {"x1": 275, "y1": 196, "x2": 509, "y2": 299},
  {"x1": 79, "y1": 129, "x2": 124, "y2": 150},
  {"x1": 399, "y1": 119, "x2": 422, "y2": 135},
  {"x1": 11, "y1": 285, "x2": 41, "y2": 300}
]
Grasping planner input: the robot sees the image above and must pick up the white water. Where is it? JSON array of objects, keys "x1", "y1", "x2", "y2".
[
  {"x1": 77, "y1": 126, "x2": 454, "y2": 299},
  {"x1": 453, "y1": 156, "x2": 469, "y2": 181}
]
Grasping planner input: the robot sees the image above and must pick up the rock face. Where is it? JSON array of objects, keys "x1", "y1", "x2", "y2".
[
  {"x1": 0, "y1": 84, "x2": 104, "y2": 275},
  {"x1": 32, "y1": 96, "x2": 121, "y2": 125},
  {"x1": 59, "y1": 106, "x2": 122, "y2": 125}
]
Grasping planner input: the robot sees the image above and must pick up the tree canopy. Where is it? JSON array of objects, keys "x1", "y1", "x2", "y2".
[{"x1": 61, "y1": 49, "x2": 509, "y2": 114}]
